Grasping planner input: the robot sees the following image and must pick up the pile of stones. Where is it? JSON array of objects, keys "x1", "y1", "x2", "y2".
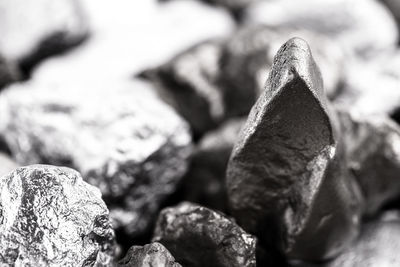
[{"x1": 1, "y1": 0, "x2": 400, "y2": 266}]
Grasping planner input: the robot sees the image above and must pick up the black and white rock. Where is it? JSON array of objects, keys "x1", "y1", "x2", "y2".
[
  {"x1": 153, "y1": 202, "x2": 257, "y2": 267},
  {"x1": 339, "y1": 111, "x2": 400, "y2": 216},
  {"x1": 226, "y1": 38, "x2": 362, "y2": 261},
  {"x1": 0, "y1": 0, "x2": 88, "y2": 75},
  {"x1": 0, "y1": 80, "x2": 192, "y2": 238},
  {"x1": 118, "y1": 242, "x2": 181, "y2": 267},
  {"x1": 244, "y1": 0, "x2": 398, "y2": 59},
  {"x1": 182, "y1": 118, "x2": 245, "y2": 211},
  {"x1": 0, "y1": 165, "x2": 115, "y2": 266}
]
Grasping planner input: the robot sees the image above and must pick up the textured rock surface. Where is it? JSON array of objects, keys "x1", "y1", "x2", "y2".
[
  {"x1": 226, "y1": 38, "x2": 361, "y2": 261},
  {"x1": 153, "y1": 202, "x2": 257, "y2": 267},
  {"x1": 339, "y1": 111, "x2": 400, "y2": 216},
  {"x1": 244, "y1": 0, "x2": 398, "y2": 58},
  {"x1": 182, "y1": 118, "x2": 244, "y2": 211},
  {"x1": 142, "y1": 40, "x2": 225, "y2": 135},
  {"x1": 0, "y1": 0, "x2": 88, "y2": 74},
  {"x1": 0, "y1": 80, "x2": 192, "y2": 238},
  {"x1": 0, "y1": 153, "x2": 18, "y2": 176},
  {"x1": 118, "y1": 242, "x2": 181, "y2": 267},
  {"x1": 0, "y1": 165, "x2": 115, "y2": 266}
]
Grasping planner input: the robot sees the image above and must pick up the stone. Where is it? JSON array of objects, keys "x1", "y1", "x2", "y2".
[
  {"x1": 0, "y1": 0, "x2": 88, "y2": 75},
  {"x1": 0, "y1": 152, "x2": 18, "y2": 177},
  {"x1": 244, "y1": 0, "x2": 398, "y2": 59},
  {"x1": 141, "y1": 40, "x2": 225, "y2": 136},
  {"x1": 338, "y1": 110, "x2": 400, "y2": 216},
  {"x1": 118, "y1": 242, "x2": 181, "y2": 267},
  {"x1": 0, "y1": 79, "x2": 192, "y2": 238},
  {"x1": 153, "y1": 202, "x2": 257, "y2": 267},
  {"x1": 226, "y1": 38, "x2": 362, "y2": 261},
  {"x1": 182, "y1": 118, "x2": 245, "y2": 211},
  {"x1": 0, "y1": 164, "x2": 115, "y2": 266}
]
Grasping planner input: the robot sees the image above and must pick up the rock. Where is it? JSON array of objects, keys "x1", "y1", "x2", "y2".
[
  {"x1": 182, "y1": 118, "x2": 245, "y2": 211},
  {"x1": 153, "y1": 202, "x2": 257, "y2": 267},
  {"x1": 0, "y1": 0, "x2": 88, "y2": 75},
  {"x1": 226, "y1": 38, "x2": 362, "y2": 261},
  {"x1": 0, "y1": 165, "x2": 115, "y2": 266},
  {"x1": 220, "y1": 25, "x2": 345, "y2": 100},
  {"x1": 118, "y1": 242, "x2": 181, "y2": 267},
  {"x1": 0, "y1": 79, "x2": 192, "y2": 238},
  {"x1": 141, "y1": 40, "x2": 225, "y2": 136},
  {"x1": 244, "y1": 0, "x2": 398, "y2": 59},
  {"x1": 0, "y1": 152, "x2": 18, "y2": 176},
  {"x1": 338, "y1": 110, "x2": 400, "y2": 216}
]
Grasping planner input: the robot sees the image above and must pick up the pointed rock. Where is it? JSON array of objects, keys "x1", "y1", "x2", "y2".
[
  {"x1": 153, "y1": 202, "x2": 257, "y2": 267},
  {"x1": 226, "y1": 38, "x2": 362, "y2": 261}
]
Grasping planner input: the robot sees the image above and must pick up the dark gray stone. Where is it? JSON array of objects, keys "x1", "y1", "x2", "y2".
[
  {"x1": 0, "y1": 80, "x2": 192, "y2": 238},
  {"x1": 118, "y1": 242, "x2": 181, "y2": 267},
  {"x1": 182, "y1": 118, "x2": 245, "y2": 211},
  {"x1": 226, "y1": 38, "x2": 362, "y2": 261},
  {"x1": 0, "y1": 164, "x2": 115, "y2": 266},
  {"x1": 339, "y1": 110, "x2": 400, "y2": 216},
  {"x1": 244, "y1": 0, "x2": 398, "y2": 59},
  {"x1": 153, "y1": 202, "x2": 257, "y2": 267},
  {"x1": 0, "y1": 0, "x2": 88, "y2": 74}
]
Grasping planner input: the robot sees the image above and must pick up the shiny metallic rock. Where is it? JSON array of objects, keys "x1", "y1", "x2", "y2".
[
  {"x1": 0, "y1": 0, "x2": 88, "y2": 74},
  {"x1": 0, "y1": 165, "x2": 115, "y2": 266},
  {"x1": 118, "y1": 242, "x2": 181, "y2": 267},
  {"x1": 338, "y1": 110, "x2": 400, "y2": 216},
  {"x1": 226, "y1": 38, "x2": 362, "y2": 261},
  {"x1": 0, "y1": 80, "x2": 192, "y2": 238},
  {"x1": 244, "y1": 0, "x2": 398, "y2": 58},
  {"x1": 182, "y1": 118, "x2": 245, "y2": 211},
  {"x1": 153, "y1": 202, "x2": 257, "y2": 267}
]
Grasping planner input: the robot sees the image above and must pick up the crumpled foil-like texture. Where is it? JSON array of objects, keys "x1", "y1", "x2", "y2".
[
  {"x1": 0, "y1": 0, "x2": 88, "y2": 73},
  {"x1": 119, "y1": 242, "x2": 181, "y2": 267},
  {"x1": 0, "y1": 80, "x2": 192, "y2": 237},
  {"x1": 0, "y1": 164, "x2": 115, "y2": 266},
  {"x1": 153, "y1": 202, "x2": 256, "y2": 267},
  {"x1": 226, "y1": 38, "x2": 361, "y2": 261}
]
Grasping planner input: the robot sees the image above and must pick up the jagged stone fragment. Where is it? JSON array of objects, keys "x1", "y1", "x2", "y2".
[
  {"x1": 0, "y1": 80, "x2": 192, "y2": 238},
  {"x1": 118, "y1": 242, "x2": 181, "y2": 267},
  {"x1": 338, "y1": 110, "x2": 400, "y2": 215},
  {"x1": 0, "y1": 165, "x2": 115, "y2": 266},
  {"x1": 0, "y1": 0, "x2": 88, "y2": 74},
  {"x1": 153, "y1": 202, "x2": 257, "y2": 267},
  {"x1": 226, "y1": 38, "x2": 362, "y2": 261},
  {"x1": 244, "y1": 0, "x2": 398, "y2": 58},
  {"x1": 182, "y1": 118, "x2": 245, "y2": 211}
]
